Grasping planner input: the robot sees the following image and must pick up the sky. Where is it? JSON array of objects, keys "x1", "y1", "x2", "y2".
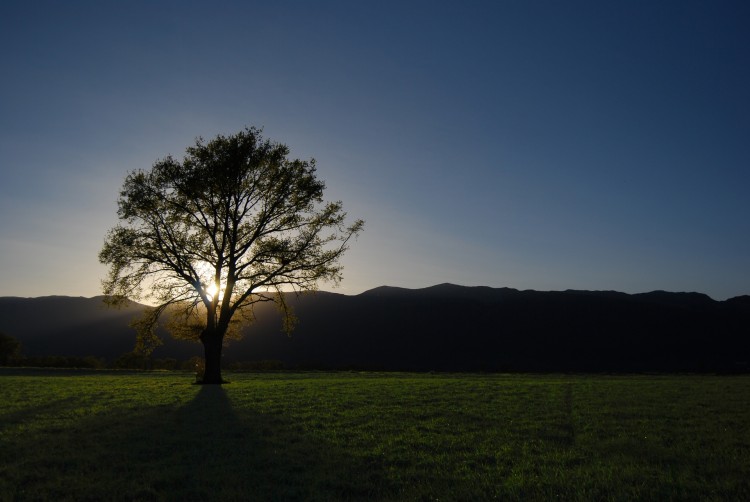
[{"x1": 1, "y1": 0, "x2": 749, "y2": 301}]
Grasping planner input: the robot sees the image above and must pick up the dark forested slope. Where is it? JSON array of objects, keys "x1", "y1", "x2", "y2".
[{"x1": 1, "y1": 285, "x2": 748, "y2": 371}]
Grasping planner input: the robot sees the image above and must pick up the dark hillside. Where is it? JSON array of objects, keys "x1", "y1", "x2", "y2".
[
  {"x1": 0, "y1": 296, "x2": 144, "y2": 358},
  {"x1": 0, "y1": 296, "x2": 202, "y2": 361},
  {"x1": 229, "y1": 286, "x2": 750, "y2": 372},
  {"x1": 1, "y1": 286, "x2": 748, "y2": 371}
]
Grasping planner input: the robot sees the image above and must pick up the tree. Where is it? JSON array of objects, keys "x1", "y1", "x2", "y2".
[
  {"x1": 99, "y1": 127, "x2": 363, "y2": 383},
  {"x1": 0, "y1": 332, "x2": 21, "y2": 365}
]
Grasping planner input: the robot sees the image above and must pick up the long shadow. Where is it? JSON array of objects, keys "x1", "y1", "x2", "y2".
[
  {"x1": 173, "y1": 385, "x2": 397, "y2": 500},
  {"x1": 2, "y1": 383, "x2": 394, "y2": 501}
]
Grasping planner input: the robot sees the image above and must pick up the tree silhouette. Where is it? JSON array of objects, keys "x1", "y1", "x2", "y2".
[
  {"x1": 100, "y1": 127, "x2": 363, "y2": 383},
  {"x1": 0, "y1": 332, "x2": 21, "y2": 365}
]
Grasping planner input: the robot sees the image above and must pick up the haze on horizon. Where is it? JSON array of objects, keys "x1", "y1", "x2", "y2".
[{"x1": 1, "y1": 1, "x2": 749, "y2": 301}]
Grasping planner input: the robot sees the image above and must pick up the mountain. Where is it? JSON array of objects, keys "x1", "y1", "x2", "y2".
[
  {"x1": 1, "y1": 285, "x2": 748, "y2": 372},
  {"x1": 0, "y1": 296, "x2": 202, "y2": 361},
  {"x1": 0, "y1": 296, "x2": 145, "y2": 359}
]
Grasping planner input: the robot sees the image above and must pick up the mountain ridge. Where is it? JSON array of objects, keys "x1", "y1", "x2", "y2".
[
  {"x1": 2, "y1": 282, "x2": 745, "y2": 302},
  {"x1": 1, "y1": 284, "x2": 748, "y2": 372}
]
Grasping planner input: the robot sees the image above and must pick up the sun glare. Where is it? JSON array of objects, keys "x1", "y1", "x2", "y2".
[
  {"x1": 195, "y1": 261, "x2": 226, "y2": 301},
  {"x1": 206, "y1": 282, "x2": 219, "y2": 299}
]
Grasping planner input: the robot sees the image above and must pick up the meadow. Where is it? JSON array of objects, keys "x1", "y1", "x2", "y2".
[{"x1": 1, "y1": 369, "x2": 748, "y2": 501}]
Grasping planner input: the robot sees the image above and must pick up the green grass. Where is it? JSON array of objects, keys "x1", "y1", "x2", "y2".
[{"x1": 1, "y1": 370, "x2": 749, "y2": 501}]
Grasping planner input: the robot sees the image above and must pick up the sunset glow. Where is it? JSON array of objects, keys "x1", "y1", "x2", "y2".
[
  {"x1": 0, "y1": 2, "x2": 748, "y2": 300},
  {"x1": 205, "y1": 282, "x2": 220, "y2": 301}
]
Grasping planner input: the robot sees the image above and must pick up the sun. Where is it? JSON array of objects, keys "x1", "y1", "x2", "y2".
[{"x1": 205, "y1": 282, "x2": 220, "y2": 300}]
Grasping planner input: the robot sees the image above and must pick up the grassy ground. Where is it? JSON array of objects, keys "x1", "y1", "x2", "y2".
[{"x1": 1, "y1": 369, "x2": 748, "y2": 501}]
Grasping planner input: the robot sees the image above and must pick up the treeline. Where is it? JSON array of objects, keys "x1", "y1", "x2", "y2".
[
  {"x1": 7, "y1": 355, "x2": 108, "y2": 369},
  {"x1": 0, "y1": 332, "x2": 284, "y2": 372},
  {"x1": 1, "y1": 351, "x2": 286, "y2": 373},
  {"x1": 109, "y1": 354, "x2": 283, "y2": 372},
  {"x1": 110, "y1": 352, "x2": 199, "y2": 371}
]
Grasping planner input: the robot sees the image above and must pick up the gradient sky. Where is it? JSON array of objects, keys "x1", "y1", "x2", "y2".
[{"x1": 1, "y1": 1, "x2": 749, "y2": 300}]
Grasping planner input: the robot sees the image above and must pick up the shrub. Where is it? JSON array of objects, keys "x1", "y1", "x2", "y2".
[{"x1": 228, "y1": 360, "x2": 285, "y2": 371}]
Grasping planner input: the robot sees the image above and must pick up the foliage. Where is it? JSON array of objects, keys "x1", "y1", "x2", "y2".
[
  {"x1": 0, "y1": 332, "x2": 21, "y2": 365},
  {"x1": 152, "y1": 358, "x2": 178, "y2": 371},
  {"x1": 180, "y1": 356, "x2": 205, "y2": 377},
  {"x1": 99, "y1": 127, "x2": 363, "y2": 382},
  {"x1": 1, "y1": 370, "x2": 749, "y2": 500},
  {"x1": 111, "y1": 352, "x2": 178, "y2": 370},
  {"x1": 112, "y1": 351, "x2": 149, "y2": 369},
  {"x1": 7, "y1": 355, "x2": 105, "y2": 369},
  {"x1": 228, "y1": 359, "x2": 285, "y2": 371}
]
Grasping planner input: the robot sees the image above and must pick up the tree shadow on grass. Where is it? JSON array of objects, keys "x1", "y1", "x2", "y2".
[
  {"x1": 160, "y1": 385, "x2": 395, "y2": 500},
  {"x1": 2, "y1": 384, "x2": 395, "y2": 501}
]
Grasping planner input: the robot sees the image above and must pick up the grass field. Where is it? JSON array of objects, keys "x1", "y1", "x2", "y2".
[{"x1": 1, "y1": 369, "x2": 749, "y2": 501}]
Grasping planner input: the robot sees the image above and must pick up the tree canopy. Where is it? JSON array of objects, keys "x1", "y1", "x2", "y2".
[{"x1": 100, "y1": 127, "x2": 363, "y2": 383}]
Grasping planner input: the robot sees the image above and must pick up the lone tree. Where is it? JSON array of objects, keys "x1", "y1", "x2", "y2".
[{"x1": 100, "y1": 127, "x2": 363, "y2": 383}]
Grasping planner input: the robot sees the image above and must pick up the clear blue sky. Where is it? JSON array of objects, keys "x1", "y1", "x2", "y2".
[{"x1": 1, "y1": 1, "x2": 748, "y2": 300}]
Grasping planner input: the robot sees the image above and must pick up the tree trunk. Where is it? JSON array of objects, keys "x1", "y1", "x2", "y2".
[{"x1": 200, "y1": 329, "x2": 226, "y2": 384}]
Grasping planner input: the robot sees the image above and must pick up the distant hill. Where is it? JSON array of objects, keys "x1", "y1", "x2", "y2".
[
  {"x1": 1, "y1": 285, "x2": 748, "y2": 372},
  {"x1": 0, "y1": 296, "x2": 203, "y2": 361},
  {"x1": 0, "y1": 296, "x2": 145, "y2": 359}
]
